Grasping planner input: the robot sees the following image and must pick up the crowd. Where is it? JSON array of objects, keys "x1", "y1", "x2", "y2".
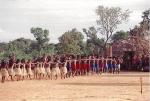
[
  {"x1": 0, "y1": 54, "x2": 123, "y2": 83},
  {"x1": 132, "y1": 55, "x2": 149, "y2": 71}
]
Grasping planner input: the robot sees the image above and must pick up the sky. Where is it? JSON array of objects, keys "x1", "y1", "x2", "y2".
[{"x1": 0, "y1": 0, "x2": 149, "y2": 43}]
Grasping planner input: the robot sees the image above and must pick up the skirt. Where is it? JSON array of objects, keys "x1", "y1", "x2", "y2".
[
  {"x1": 60, "y1": 67, "x2": 67, "y2": 74},
  {"x1": 21, "y1": 68, "x2": 27, "y2": 76},
  {"x1": 52, "y1": 67, "x2": 60, "y2": 76},
  {"x1": 34, "y1": 67, "x2": 40, "y2": 74},
  {"x1": 45, "y1": 68, "x2": 51, "y2": 75},
  {"x1": 1, "y1": 68, "x2": 9, "y2": 77},
  {"x1": 39, "y1": 67, "x2": 45, "y2": 74},
  {"x1": 8, "y1": 68, "x2": 14, "y2": 76},
  {"x1": 27, "y1": 68, "x2": 33, "y2": 75},
  {"x1": 15, "y1": 68, "x2": 22, "y2": 75}
]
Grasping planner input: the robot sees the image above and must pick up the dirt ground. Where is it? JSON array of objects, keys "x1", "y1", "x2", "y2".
[{"x1": 0, "y1": 72, "x2": 150, "y2": 101}]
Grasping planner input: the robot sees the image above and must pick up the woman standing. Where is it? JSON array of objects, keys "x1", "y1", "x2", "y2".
[
  {"x1": 34, "y1": 58, "x2": 40, "y2": 79},
  {"x1": 21, "y1": 59, "x2": 27, "y2": 80},
  {"x1": 44, "y1": 57, "x2": 51, "y2": 80},
  {"x1": 60, "y1": 57, "x2": 67, "y2": 79},
  {"x1": 15, "y1": 59, "x2": 22, "y2": 81},
  {"x1": 0, "y1": 60, "x2": 9, "y2": 83},
  {"x1": 8, "y1": 56, "x2": 15, "y2": 81},
  {"x1": 26, "y1": 59, "x2": 33, "y2": 80},
  {"x1": 52, "y1": 58, "x2": 60, "y2": 80},
  {"x1": 39, "y1": 58, "x2": 45, "y2": 80}
]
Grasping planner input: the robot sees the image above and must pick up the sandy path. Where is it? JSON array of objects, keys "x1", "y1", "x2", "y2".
[{"x1": 0, "y1": 72, "x2": 149, "y2": 101}]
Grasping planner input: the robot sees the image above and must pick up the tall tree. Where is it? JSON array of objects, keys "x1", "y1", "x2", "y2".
[
  {"x1": 111, "y1": 30, "x2": 129, "y2": 42},
  {"x1": 96, "y1": 6, "x2": 130, "y2": 54},
  {"x1": 30, "y1": 27, "x2": 49, "y2": 55},
  {"x1": 83, "y1": 27, "x2": 105, "y2": 55},
  {"x1": 59, "y1": 28, "x2": 84, "y2": 55}
]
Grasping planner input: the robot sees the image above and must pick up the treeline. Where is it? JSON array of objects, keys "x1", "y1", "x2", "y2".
[
  {"x1": 0, "y1": 28, "x2": 128, "y2": 60},
  {"x1": 2, "y1": 5, "x2": 145, "y2": 59}
]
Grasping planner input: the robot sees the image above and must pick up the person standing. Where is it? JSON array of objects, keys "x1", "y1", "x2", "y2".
[
  {"x1": 15, "y1": 59, "x2": 22, "y2": 81},
  {"x1": 21, "y1": 59, "x2": 27, "y2": 80},
  {"x1": 0, "y1": 60, "x2": 9, "y2": 83},
  {"x1": 26, "y1": 59, "x2": 33, "y2": 80},
  {"x1": 8, "y1": 56, "x2": 15, "y2": 81}
]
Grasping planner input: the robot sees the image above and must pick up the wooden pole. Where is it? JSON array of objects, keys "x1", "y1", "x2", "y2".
[{"x1": 140, "y1": 77, "x2": 142, "y2": 94}]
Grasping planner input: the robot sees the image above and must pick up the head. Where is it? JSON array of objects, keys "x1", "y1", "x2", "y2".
[
  {"x1": 16, "y1": 59, "x2": 21, "y2": 64},
  {"x1": 21, "y1": 58, "x2": 26, "y2": 63}
]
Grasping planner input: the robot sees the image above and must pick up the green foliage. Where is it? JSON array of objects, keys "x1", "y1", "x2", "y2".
[
  {"x1": 58, "y1": 28, "x2": 84, "y2": 55},
  {"x1": 111, "y1": 30, "x2": 129, "y2": 42},
  {"x1": 30, "y1": 27, "x2": 50, "y2": 55},
  {"x1": 83, "y1": 27, "x2": 105, "y2": 55}
]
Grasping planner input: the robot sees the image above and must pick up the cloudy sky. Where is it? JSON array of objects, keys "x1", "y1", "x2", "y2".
[{"x1": 0, "y1": 0, "x2": 149, "y2": 43}]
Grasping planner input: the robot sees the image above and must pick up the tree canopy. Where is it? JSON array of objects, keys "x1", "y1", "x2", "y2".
[
  {"x1": 58, "y1": 28, "x2": 84, "y2": 55},
  {"x1": 111, "y1": 30, "x2": 129, "y2": 42},
  {"x1": 30, "y1": 27, "x2": 50, "y2": 55},
  {"x1": 96, "y1": 6, "x2": 130, "y2": 53}
]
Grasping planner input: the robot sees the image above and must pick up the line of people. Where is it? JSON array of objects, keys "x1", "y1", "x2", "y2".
[{"x1": 0, "y1": 54, "x2": 123, "y2": 83}]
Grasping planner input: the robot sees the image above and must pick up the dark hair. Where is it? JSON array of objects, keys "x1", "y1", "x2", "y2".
[
  {"x1": 1, "y1": 60, "x2": 6, "y2": 66},
  {"x1": 27, "y1": 59, "x2": 31, "y2": 63},
  {"x1": 16, "y1": 59, "x2": 20, "y2": 63},
  {"x1": 21, "y1": 58, "x2": 25, "y2": 63}
]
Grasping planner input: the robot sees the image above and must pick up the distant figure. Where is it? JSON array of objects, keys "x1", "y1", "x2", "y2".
[{"x1": 0, "y1": 60, "x2": 9, "y2": 83}]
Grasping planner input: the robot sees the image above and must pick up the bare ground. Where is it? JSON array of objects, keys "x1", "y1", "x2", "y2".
[{"x1": 0, "y1": 72, "x2": 150, "y2": 101}]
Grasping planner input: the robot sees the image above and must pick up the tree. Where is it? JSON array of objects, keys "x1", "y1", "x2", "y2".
[
  {"x1": 59, "y1": 28, "x2": 84, "y2": 55},
  {"x1": 96, "y1": 6, "x2": 130, "y2": 54},
  {"x1": 30, "y1": 27, "x2": 49, "y2": 56},
  {"x1": 83, "y1": 27, "x2": 105, "y2": 55},
  {"x1": 111, "y1": 30, "x2": 129, "y2": 42}
]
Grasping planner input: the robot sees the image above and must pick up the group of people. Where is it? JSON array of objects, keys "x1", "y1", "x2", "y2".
[{"x1": 0, "y1": 54, "x2": 123, "y2": 83}]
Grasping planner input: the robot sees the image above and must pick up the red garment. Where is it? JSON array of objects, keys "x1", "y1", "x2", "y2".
[
  {"x1": 83, "y1": 61, "x2": 87, "y2": 70},
  {"x1": 86, "y1": 60, "x2": 90, "y2": 71},
  {"x1": 99, "y1": 59, "x2": 104, "y2": 69},
  {"x1": 71, "y1": 61, "x2": 76, "y2": 71},
  {"x1": 80, "y1": 60, "x2": 84, "y2": 71},
  {"x1": 76, "y1": 60, "x2": 80, "y2": 70}
]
